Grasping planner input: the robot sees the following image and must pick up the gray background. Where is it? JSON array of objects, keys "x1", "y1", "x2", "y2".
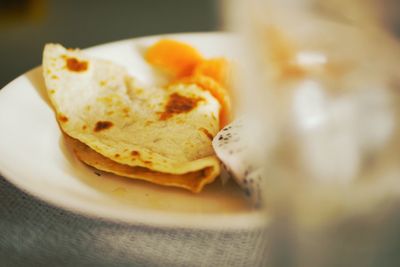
[{"x1": 0, "y1": 0, "x2": 219, "y2": 88}]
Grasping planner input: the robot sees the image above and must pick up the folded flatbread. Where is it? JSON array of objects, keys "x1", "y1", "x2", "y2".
[{"x1": 43, "y1": 44, "x2": 221, "y2": 192}]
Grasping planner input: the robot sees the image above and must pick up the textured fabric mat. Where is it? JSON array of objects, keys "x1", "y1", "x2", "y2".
[{"x1": 0, "y1": 176, "x2": 267, "y2": 267}]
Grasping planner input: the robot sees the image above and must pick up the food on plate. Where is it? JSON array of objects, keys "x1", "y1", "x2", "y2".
[
  {"x1": 212, "y1": 118, "x2": 264, "y2": 206},
  {"x1": 173, "y1": 75, "x2": 231, "y2": 128},
  {"x1": 193, "y1": 58, "x2": 230, "y2": 87},
  {"x1": 42, "y1": 43, "x2": 225, "y2": 192},
  {"x1": 145, "y1": 39, "x2": 203, "y2": 78},
  {"x1": 65, "y1": 135, "x2": 218, "y2": 192},
  {"x1": 146, "y1": 39, "x2": 232, "y2": 128}
]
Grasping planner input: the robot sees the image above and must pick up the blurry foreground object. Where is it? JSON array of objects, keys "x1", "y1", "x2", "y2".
[{"x1": 224, "y1": 0, "x2": 400, "y2": 266}]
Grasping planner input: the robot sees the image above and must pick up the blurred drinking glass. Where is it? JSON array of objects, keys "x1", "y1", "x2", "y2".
[{"x1": 224, "y1": 0, "x2": 400, "y2": 266}]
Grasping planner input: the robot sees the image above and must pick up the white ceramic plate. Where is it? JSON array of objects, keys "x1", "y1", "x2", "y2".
[{"x1": 0, "y1": 33, "x2": 264, "y2": 230}]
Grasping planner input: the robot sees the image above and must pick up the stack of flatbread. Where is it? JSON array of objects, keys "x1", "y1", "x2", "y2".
[{"x1": 42, "y1": 44, "x2": 221, "y2": 192}]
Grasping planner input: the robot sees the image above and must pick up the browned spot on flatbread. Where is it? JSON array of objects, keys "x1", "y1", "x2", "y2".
[
  {"x1": 131, "y1": 150, "x2": 140, "y2": 157},
  {"x1": 65, "y1": 57, "x2": 88, "y2": 72},
  {"x1": 58, "y1": 114, "x2": 68, "y2": 123},
  {"x1": 82, "y1": 125, "x2": 87, "y2": 130},
  {"x1": 175, "y1": 118, "x2": 185, "y2": 124},
  {"x1": 122, "y1": 107, "x2": 130, "y2": 118},
  {"x1": 199, "y1": 127, "x2": 214, "y2": 141},
  {"x1": 115, "y1": 154, "x2": 120, "y2": 158},
  {"x1": 159, "y1": 93, "x2": 203, "y2": 120},
  {"x1": 94, "y1": 121, "x2": 113, "y2": 132}
]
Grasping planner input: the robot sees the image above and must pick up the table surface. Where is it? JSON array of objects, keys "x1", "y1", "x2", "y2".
[{"x1": 0, "y1": 176, "x2": 267, "y2": 267}]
